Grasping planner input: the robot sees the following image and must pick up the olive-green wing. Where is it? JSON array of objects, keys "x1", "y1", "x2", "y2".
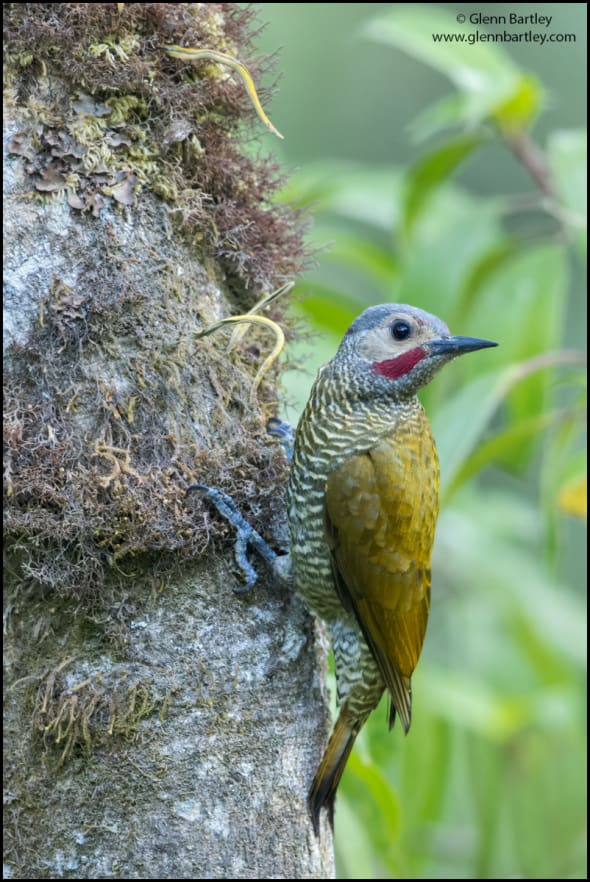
[{"x1": 324, "y1": 433, "x2": 438, "y2": 731}]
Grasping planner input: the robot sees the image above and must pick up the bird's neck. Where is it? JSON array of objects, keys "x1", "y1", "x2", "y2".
[{"x1": 291, "y1": 367, "x2": 424, "y2": 481}]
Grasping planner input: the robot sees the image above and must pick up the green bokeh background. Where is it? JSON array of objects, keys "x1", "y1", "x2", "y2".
[
  {"x1": 245, "y1": 4, "x2": 586, "y2": 878},
  {"x1": 253, "y1": 3, "x2": 585, "y2": 179}
]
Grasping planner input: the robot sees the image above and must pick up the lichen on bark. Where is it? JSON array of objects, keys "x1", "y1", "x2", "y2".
[
  {"x1": 4, "y1": 1, "x2": 308, "y2": 597},
  {"x1": 3, "y1": 4, "x2": 333, "y2": 878}
]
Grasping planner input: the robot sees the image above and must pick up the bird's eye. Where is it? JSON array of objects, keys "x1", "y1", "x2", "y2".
[{"x1": 390, "y1": 320, "x2": 412, "y2": 341}]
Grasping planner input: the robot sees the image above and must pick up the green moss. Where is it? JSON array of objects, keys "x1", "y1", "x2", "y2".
[
  {"x1": 4, "y1": 4, "x2": 301, "y2": 602},
  {"x1": 32, "y1": 659, "x2": 165, "y2": 765},
  {"x1": 4, "y1": 2, "x2": 308, "y2": 290},
  {"x1": 87, "y1": 34, "x2": 141, "y2": 64}
]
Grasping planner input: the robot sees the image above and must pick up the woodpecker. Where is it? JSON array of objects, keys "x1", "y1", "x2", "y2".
[
  {"x1": 193, "y1": 303, "x2": 497, "y2": 835},
  {"x1": 285, "y1": 304, "x2": 496, "y2": 833}
]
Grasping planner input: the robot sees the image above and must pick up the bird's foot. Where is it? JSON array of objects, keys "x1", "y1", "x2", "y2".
[{"x1": 188, "y1": 485, "x2": 278, "y2": 593}]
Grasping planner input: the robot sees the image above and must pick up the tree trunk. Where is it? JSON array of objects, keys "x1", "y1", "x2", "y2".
[{"x1": 3, "y1": 4, "x2": 334, "y2": 878}]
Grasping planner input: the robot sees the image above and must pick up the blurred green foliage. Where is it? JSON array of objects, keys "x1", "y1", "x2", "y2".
[{"x1": 251, "y1": 3, "x2": 586, "y2": 878}]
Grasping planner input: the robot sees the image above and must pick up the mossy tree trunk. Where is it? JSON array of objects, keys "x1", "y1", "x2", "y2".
[{"x1": 3, "y1": 4, "x2": 334, "y2": 878}]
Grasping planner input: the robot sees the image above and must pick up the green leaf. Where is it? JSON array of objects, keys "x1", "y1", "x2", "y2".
[
  {"x1": 493, "y1": 73, "x2": 544, "y2": 131},
  {"x1": 435, "y1": 351, "x2": 581, "y2": 499},
  {"x1": 364, "y1": 5, "x2": 543, "y2": 129},
  {"x1": 394, "y1": 187, "x2": 503, "y2": 326},
  {"x1": 444, "y1": 409, "x2": 580, "y2": 501},
  {"x1": 467, "y1": 736, "x2": 504, "y2": 878},
  {"x1": 432, "y1": 367, "x2": 506, "y2": 497},
  {"x1": 347, "y1": 750, "x2": 402, "y2": 837},
  {"x1": 453, "y1": 239, "x2": 523, "y2": 324},
  {"x1": 409, "y1": 92, "x2": 472, "y2": 142},
  {"x1": 540, "y1": 415, "x2": 587, "y2": 546},
  {"x1": 462, "y1": 243, "x2": 569, "y2": 465},
  {"x1": 546, "y1": 130, "x2": 587, "y2": 257},
  {"x1": 558, "y1": 475, "x2": 587, "y2": 519},
  {"x1": 419, "y1": 670, "x2": 532, "y2": 739},
  {"x1": 279, "y1": 162, "x2": 403, "y2": 231},
  {"x1": 338, "y1": 735, "x2": 405, "y2": 877},
  {"x1": 437, "y1": 491, "x2": 587, "y2": 669},
  {"x1": 547, "y1": 130, "x2": 587, "y2": 220},
  {"x1": 335, "y1": 794, "x2": 384, "y2": 878},
  {"x1": 399, "y1": 714, "x2": 451, "y2": 823},
  {"x1": 465, "y1": 243, "x2": 567, "y2": 367},
  {"x1": 403, "y1": 134, "x2": 484, "y2": 235},
  {"x1": 365, "y1": 6, "x2": 518, "y2": 91},
  {"x1": 310, "y1": 224, "x2": 398, "y2": 287},
  {"x1": 292, "y1": 287, "x2": 359, "y2": 337}
]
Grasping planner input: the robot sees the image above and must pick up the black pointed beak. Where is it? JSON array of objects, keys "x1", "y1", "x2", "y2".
[{"x1": 426, "y1": 336, "x2": 498, "y2": 357}]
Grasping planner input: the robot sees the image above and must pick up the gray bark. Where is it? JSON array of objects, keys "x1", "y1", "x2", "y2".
[
  {"x1": 3, "y1": 9, "x2": 334, "y2": 877},
  {"x1": 4, "y1": 555, "x2": 333, "y2": 878}
]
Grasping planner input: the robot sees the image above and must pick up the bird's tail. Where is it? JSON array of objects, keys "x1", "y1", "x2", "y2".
[{"x1": 309, "y1": 712, "x2": 357, "y2": 836}]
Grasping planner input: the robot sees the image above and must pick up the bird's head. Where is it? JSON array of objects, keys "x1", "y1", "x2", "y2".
[{"x1": 332, "y1": 304, "x2": 497, "y2": 399}]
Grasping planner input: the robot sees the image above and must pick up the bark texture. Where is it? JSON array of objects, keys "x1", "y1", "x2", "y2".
[{"x1": 3, "y1": 4, "x2": 334, "y2": 878}]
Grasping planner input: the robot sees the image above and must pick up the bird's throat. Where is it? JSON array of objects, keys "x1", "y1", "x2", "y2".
[{"x1": 372, "y1": 347, "x2": 427, "y2": 379}]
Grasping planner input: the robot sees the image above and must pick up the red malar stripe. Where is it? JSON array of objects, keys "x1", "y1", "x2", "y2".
[{"x1": 372, "y1": 347, "x2": 427, "y2": 379}]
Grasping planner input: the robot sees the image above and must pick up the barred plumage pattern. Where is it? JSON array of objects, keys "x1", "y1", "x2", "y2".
[
  {"x1": 287, "y1": 358, "x2": 439, "y2": 733},
  {"x1": 283, "y1": 303, "x2": 495, "y2": 833}
]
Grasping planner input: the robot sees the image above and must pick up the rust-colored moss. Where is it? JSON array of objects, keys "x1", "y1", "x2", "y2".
[
  {"x1": 4, "y1": 2, "x2": 307, "y2": 291},
  {"x1": 4, "y1": 4, "x2": 306, "y2": 599}
]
